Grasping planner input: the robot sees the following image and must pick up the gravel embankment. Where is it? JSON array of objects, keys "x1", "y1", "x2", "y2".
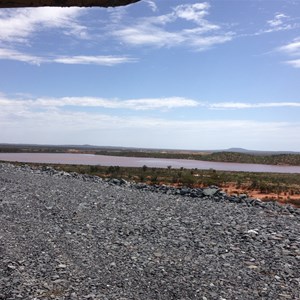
[{"x1": 1, "y1": 163, "x2": 300, "y2": 300}]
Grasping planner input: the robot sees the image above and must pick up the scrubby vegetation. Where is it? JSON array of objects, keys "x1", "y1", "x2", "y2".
[
  {"x1": 94, "y1": 150, "x2": 300, "y2": 166},
  {"x1": 2, "y1": 144, "x2": 300, "y2": 206},
  {"x1": 10, "y1": 162, "x2": 300, "y2": 207},
  {"x1": 1, "y1": 144, "x2": 300, "y2": 166}
]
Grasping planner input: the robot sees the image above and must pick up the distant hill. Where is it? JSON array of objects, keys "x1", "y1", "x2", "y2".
[
  {"x1": 1, "y1": 144, "x2": 300, "y2": 166},
  {"x1": 222, "y1": 148, "x2": 300, "y2": 155},
  {"x1": 1, "y1": 143, "x2": 298, "y2": 154}
]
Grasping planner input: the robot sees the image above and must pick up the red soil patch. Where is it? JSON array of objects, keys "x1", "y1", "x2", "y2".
[
  {"x1": 157, "y1": 181, "x2": 300, "y2": 208},
  {"x1": 221, "y1": 183, "x2": 300, "y2": 208}
]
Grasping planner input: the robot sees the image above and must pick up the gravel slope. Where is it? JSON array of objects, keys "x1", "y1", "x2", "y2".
[{"x1": 0, "y1": 163, "x2": 300, "y2": 300}]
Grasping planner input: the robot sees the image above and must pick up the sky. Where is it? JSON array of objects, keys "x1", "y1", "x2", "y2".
[{"x1": 1, "y1": 0, "x2": 300, "y2": 151}]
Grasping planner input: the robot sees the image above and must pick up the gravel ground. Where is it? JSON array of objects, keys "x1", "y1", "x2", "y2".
[{"x1": 0, "y1": 163, "x2": 300, "y2": 300}]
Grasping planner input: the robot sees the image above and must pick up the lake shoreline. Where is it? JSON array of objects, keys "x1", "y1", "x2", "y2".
[
  {"x1": 2, "y1": 159, "x2": 300, "y2": 207},
  {"x1": 1, "y1": 152, "x2": 300, "y2": 174}
]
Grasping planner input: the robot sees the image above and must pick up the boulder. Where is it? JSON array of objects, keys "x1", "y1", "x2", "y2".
[{"x1": 202, "y1": 187, "x2": 220, "y2": 197}]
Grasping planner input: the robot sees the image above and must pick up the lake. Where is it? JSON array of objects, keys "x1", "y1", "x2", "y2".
[{"x1": 1, "y1": 152, "x2": 300, "y2": 173}]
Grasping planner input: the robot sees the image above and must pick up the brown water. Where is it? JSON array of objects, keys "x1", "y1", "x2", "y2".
[{"x1": 1, "y1": 152, "x2": 300, "y2": 173}]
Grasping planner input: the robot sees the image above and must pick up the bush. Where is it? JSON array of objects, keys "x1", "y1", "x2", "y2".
[{"x1": 181, "y1": 173, "x2": 196, "y2": 186}]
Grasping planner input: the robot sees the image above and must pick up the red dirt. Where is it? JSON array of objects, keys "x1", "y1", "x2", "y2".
[
  {"x1": 221, "y1": 183, "x2": 300, "y2": 207},
  {"x1": 157, "y1": 181, "x2": 300, "y2": 208}
]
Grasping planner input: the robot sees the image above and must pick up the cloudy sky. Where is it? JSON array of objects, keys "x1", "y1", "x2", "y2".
[{"x1": 1, "y1": 0, "x2": 300, "y2": 150}]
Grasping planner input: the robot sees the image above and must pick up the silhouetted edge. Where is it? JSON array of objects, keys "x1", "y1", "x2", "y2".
[{"x1": 0, "y1": 0, "x2": 140, "y2": 8}]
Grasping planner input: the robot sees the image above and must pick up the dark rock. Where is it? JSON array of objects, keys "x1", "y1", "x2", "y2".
[
  {"x1": 110, "y1": 178, "x2": 121, "y2": 185},
  {"x1": 1, "y1": 162, "x2": 299, "y2": 300},
  {"x1": 119, "y1": 178, "x2": 129, "y2": 185},
  {"x1": 180, "y1": 188, "x2": 190, "y2": 195},
  {"x1": 202, "y1": 187, "x2": 220, "y2": 197},
  {"x1": 229, "y1": 196, "x2": 242, "y2": 203}
]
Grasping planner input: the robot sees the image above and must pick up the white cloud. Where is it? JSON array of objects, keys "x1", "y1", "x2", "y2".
[
  {"x1": 3, "y1": 94, "x2": 300, "y2": 111},
  {"x1": 113, "y1": 26, "x2": 184, "y2": 47},
  {"x1": 123, "y1": 97, "x2": 199, "y2": 110},
  {"x1": 0, "y1": 7, "x2": 87, "y2": 45},
  {"x1": 143, "y1": 0, "x2": 157, "y2": 12},
  {"x1": 0, "y1": 48, "x2": 136, "y2": 66},
  {"x1": 278, "y1": 38, "x2": 300, "y2": 68},
  {"x1": 0, "y1": 96, "x2": 292, "y2": 131},
  {"x1": 0, "y1": 95, "x2": 199, "y2": 111},
  {"x1": 267, "y1": 13, "x2": 288, "y2": 27},
  {"x1": 112, "y1": 2, "x2": 232, "y2": 50},
  {"x1": 189, "y1": 35, "x2": 232, "y2": 48},
  {"x1": 2, "y1": 93, "x2": 300, "y2": 149},
  {"x1": 173, "y1": 3, "x2": 211, "y2": 25},
  {"x1": 209, "y1": 102, "x2": 300, "y2": 109},
  {"x1": 0, "y1": 48, "x2": 44, "y2": 65},
  {"x1": 253, "y1": 12, "x2": 298, "y2": 36},
  {"x1": 107, "y1": 6, "x2": 127, "y2": 24},
  {"x1": 0, "y1": 3, "x2": 233, "y2": 62},
  {"x1": 285, "y1": 59, "x2": 300, "y2": 68},
  {"x1": 279, "y1": 38, "x2": 300, "y2": 55},
  {"x1": 53, "y1": 55, "x2": 137, "y2": 66},
  {"x1": 1, "y1": 105, "x2": 300, "y2": 150}
]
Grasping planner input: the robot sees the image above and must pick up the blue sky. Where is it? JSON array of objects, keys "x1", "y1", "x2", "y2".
[{"x1": 1, "y1": 0, "x2": 300, "y2": 150}]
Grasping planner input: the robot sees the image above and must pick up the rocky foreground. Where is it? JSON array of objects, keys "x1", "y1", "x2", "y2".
[{"x1": 0, "y1": 163, "x2": 300, "y2": 300}]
